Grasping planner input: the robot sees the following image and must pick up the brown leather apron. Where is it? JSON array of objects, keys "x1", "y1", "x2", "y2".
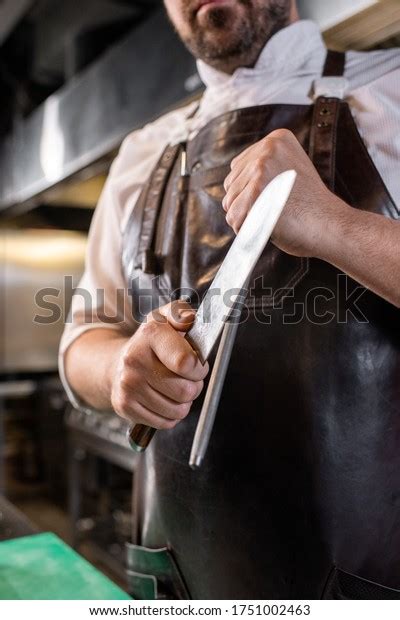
[{"x1": 122, "y1": 51, "x2": 400, "y2": 599}]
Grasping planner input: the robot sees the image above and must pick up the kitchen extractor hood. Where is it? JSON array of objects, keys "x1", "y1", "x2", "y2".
[{"x1": 0, "y1": 8, "x2": 201, "y2": 214}]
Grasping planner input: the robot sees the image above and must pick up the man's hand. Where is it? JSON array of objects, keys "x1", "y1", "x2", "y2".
[
  {"x1": 110, "y1": 301, "x2": 209, "y2": 430},
  {"x1": 222, "y1": 128, "x2": 339, "y2": 257}
]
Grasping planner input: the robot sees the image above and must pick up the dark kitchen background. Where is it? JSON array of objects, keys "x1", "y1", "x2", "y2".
[{"x1": 0, "y1": 0, "x2": 399, "y2": 593}]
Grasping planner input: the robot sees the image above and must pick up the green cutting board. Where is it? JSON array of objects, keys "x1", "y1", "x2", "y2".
[{"x1": 0, "y1": 532, "x2": 131, "y2": 600}]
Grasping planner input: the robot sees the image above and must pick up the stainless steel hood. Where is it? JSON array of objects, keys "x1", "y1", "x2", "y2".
[{"x1": 0, "y1": 8, "x2": 201, "y2": 213}]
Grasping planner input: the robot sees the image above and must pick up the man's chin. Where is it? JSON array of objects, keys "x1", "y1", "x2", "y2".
[
  {"x1": 194, "y1": 6, "x2": 245, "y2": 51},
  {"x1": 181, "y1": 0, "x2": 263, "y2": 70},
  {"x1": 199, "y1": 35, "x2": 246, "y2": 61},
  {"x1": 196, "y1": 4, "x2": 239, "y2": 29}
]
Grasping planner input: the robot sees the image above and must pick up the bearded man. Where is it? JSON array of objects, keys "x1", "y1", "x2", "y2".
[{"x1": 60, "y1": 0, "x2": 400, "y2": 600}]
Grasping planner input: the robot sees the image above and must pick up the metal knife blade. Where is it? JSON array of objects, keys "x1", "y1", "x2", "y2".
[
  {"x1": 128, "y1": 169, "x2": 297, "y2": 452},
  {"x1": 186, "y1": 169, "x2": 297, "y2": 363}
]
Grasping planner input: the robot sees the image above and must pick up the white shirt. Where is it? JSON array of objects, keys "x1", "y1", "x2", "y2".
[{"x1": 59, "y1": 20, "x2": 400, "y2": 407}]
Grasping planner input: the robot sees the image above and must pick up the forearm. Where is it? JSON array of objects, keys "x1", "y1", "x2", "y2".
[
  {"x1": 316, "y1": 196, "x2": 400, "y2": 308},
  {"x1": 64, "y1": 328, "x2": 129, "y2": 410}
]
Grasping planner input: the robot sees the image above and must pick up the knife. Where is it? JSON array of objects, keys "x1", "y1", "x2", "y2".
[{"x1": 127, "y1": 169, "x2": 297, "y2": 452}]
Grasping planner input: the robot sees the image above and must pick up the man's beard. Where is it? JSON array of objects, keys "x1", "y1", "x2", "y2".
[{"x1": 180, "y1": 0, "x2": 292, "y2": 70}]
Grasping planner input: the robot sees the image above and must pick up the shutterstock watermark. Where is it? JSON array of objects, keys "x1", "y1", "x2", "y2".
[{"x1": 33, "y1": 274, "x2": 369, "y2": 327}]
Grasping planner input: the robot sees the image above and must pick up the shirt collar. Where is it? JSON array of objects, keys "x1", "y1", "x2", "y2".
[{"x1": 196, "y1": 20, "x2": 326, "y2": 88}]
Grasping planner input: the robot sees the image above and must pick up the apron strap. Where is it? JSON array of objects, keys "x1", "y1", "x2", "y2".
[
  {"x1": 309, "y1": 50, "x2": 347, "y2": 190},
  {"x1": 137, "y1": 143, "x2": 181, "y2": 274},
  {"x1": 322, "y1": 50, "x2": 346, "y2": 77}
]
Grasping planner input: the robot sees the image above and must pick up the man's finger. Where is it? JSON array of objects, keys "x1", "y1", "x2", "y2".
[
  {"x1": 137, "y1": 382, "x2": 193, "y2": 420},
  {"x1": 121, "y1": 397, "x2": 179, "y2": 430},
  {"x1": 223, "y1": 162, "x2": 247, "y2": 192},
  {"x1": 223, "y1": 168, "x2": 252, "y2": 211},
  {"x1": 225, "y1": 182, "x2": 261, "y2": 233},
  {"x1": 145, "y1": 363, "x2": 204, "y2": 403},
  {"x1": 145, "y1": 321, "x2": 208, "y2": 381},
  {"x1": 230, "y1": 144, "x2": 254, "y2": 168},
  {"x1": 153, "y1": 299, "x2": 196, "y2": 332}
]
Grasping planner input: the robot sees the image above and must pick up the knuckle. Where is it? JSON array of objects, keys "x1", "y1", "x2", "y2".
[
  {"x1": 179, "y1": 381, "x2": 197, "y2": 403},
  {"x1": 223, "y1": 194, "x2": 232, "y2": 211},
  {"x1": 141, "y1": 319, "x2": 158, "y2": 336},
  {"x1": 193, "y1": 380, "x2": 204, "y2": 400},
  {"x1": 121, "y1": 349, "x2": 131, "y2": 367},
  {"x1": 175, "y1": 402, "x2": 191, "y2": 420},
  {"x1": 114, "y1": 393, "x2": 131, "y2": 415},
  {"x1": 173, "y1": 350, "x2": 193, "y2": 376},
  {"x1": 255, "y1": 158, "x2": 266, "y2": 175},
  {"x1": 119, "y1": 369, "x2": 131, "y2": 390},
  {"x1": 281, "y1": 128, "x2": 294, "y2": 139},
  {"x1": 122, "y1": 341, "x2": 142, "y2": 368},
  {"x1": 200, "y1": 362, "x2": 209, "y2": 379},
  {"x1": 120, "y1": 396, "x2": 131, "y2": 413},
  {"x1": 110, "y1": 392, "x2": 120, "y2": 414},
  {"x1": 225, "y1": 210, "x2": 235, "y2": 228},
  {"x1": 268, "y1": 128, "x2": 281, "y2": 139},
  {"x1": 270, "y1": 127, "x2": 292, "y2": 140}
]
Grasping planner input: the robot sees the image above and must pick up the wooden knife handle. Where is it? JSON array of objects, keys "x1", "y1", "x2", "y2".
[{"x1": 128, "y1": 423, "x2": 156, "y2": 452}]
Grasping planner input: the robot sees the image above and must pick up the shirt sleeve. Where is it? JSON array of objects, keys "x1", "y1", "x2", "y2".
[{"x1": 58, "y1": 141, "x2": 143, "y2": 408}]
